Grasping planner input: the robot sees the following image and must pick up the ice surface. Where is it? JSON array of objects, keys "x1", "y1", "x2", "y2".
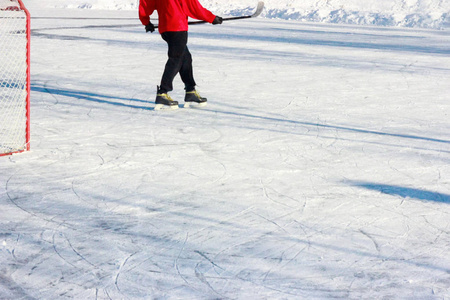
[{"x1": 1, "y1": 1, "x2": 450, "y2": 299}]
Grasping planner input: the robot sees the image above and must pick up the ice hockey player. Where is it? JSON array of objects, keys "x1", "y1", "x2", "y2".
[{"x1": 139, "y1": 0, "x2": 223, "y2": 109}]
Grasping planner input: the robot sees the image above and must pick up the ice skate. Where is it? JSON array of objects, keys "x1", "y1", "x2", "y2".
[
  {"x1": 184, "y1": 90, "x2": 207, "y2": 108},
  {"x1": 154, "y1": 92, "x2": 179, "y2": 110}
]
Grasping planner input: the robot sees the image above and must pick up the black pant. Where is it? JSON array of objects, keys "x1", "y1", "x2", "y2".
[{"x1": 159, "y1": 31, "x2": 196, "y2": 93}]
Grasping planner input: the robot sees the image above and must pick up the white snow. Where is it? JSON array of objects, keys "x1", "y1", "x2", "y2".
[{"x1": 1, "y1": 0, "x2": 450, "y2": 299}]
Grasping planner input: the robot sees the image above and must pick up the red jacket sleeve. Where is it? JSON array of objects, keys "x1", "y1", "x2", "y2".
[
  {"x1": 183, "y1": 0, "x2": 216, "y2": 23},
  {"x1": 139, "y1": 0, "x2": 156, "y2": 25}
]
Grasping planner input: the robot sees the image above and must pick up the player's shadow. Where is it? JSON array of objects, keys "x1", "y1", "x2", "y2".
[
  {"x1": 204, "y1": 107, "x2": 450, "y2": 146},
  {"x1": 31, "y1": 84, "x2": 155, "y2": 110},
  {"x1": 191, "y1": 24, "x2": 450, "y2": 56},
  {"x1": 348, "y1": 181, "x2": 450, "y2": 203}
]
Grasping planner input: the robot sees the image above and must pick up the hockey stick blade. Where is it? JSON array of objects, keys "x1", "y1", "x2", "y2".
[
  {"x1": 252, "y1": 1, "x2": 265, "y2": 18},
  {"x1": 217, "y1": 1, "x2": 264, "y2": 22}
]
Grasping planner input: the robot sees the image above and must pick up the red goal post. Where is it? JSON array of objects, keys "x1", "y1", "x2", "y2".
[{"x1": 0, "y1": 0, "x2": 30, "y2": 156}]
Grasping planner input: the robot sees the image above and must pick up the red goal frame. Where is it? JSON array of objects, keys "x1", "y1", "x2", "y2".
[{"x1": 0, "y1": 0, "x2": 30, "y2": 157}]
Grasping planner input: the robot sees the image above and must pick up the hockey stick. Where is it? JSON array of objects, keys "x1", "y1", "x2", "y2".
[
  {"x1": 154, "y1": 1, "x2": 264, "y2": 29},
  {"x1": 31, "y1": 2, "x2": 265, "y2": 30}
]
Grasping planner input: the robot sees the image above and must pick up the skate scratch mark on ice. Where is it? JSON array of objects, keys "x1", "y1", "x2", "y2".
[
  {"x1": 6, "y1": 175, "x2": 77, "y2": 230},
  {"x1": 71, "y1": 180, "x2": 99, "y2": 209},
  {"x1": 175, "y1": 233, "x2": 191, "y2": 286},
  {"x1": 194, "y1": 251, "x2": 225, "y2": 296},
  {"x1": 52, "y1": 232, "x2": 78, "y2": 269},
  {"x1": 262, "y1": 242, "x2": 309, "y2": 285},
  {"x1": 359, "y1": 229, "x2": 381, "y2": 253},
  {"x1": 253, "y1": 211, "x2": 288, "y2": 234},
  {"x1": 44, "y1": 80, "x2": 60, "y2": 105},
  {"x1": 194, "y1": 267, "x2": 224, "y2": 297},
  {"x1": 115, "y1": 252, "x2": 138, "y2": 293},
  {"x1": 190, "y1": 206, "x2": 255, "y2": 238},
  {"x1": 194, "y1": 250, "x2": 224, "y2": 271},
  {"x1": 234, "y1": 269, "x2": 297, "y2": 296},
  {"x1": 208, "y1": 160, "x2": 228, "y2": 185},
  {"x1": 6, "y1": 175, "x2": 39, "y2": 218},
  {"x1": 422, "y1": 215, "x2": 450, "y2": 238},
  {"x1": 97, "y1": 153, "x2": 105, "y2": 166},
  {"x1": 64, "y1": 233, "x2": 97, "y2": 268},
  {"x1": 103, "y1": 288, "x2": 113, "y2": 300},
  {"x1": 11, "y1": 234, "x2": 20, "y2": 262},
  {"x1": 296, "y1": 237, "x2": 450, "y2": 273},
  {"x1": 260, "y1": 178, "x2": 305, "y2": 210},
  {"x1": 388, "y1": 158, "x2": 415, "y2": 182},
  {"x1": 195, "y1": 132, "x2": 229, "y2": 185},
  {"x1": 260, "y1": 178, "x2": 294, "y2": 208}
]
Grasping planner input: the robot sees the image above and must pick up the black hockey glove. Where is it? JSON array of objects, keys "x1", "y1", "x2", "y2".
[
  {"x1": 145, "y1": 22, "x2": 155, "y2": 33},
  {"x1": 212, "y1": 16, "x2": 223, "y2": 25}
]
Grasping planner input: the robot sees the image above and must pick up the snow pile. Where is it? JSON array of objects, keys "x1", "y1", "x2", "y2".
[
  {"x1": 37, "y1": 0, "x2": 450, "y2": 29},
  {"x1": 209, "y1": 0, "x2": 450, "y2": 29}
]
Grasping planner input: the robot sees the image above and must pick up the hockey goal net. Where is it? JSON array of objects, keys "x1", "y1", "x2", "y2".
[{"x1": 0, "y1": 0, "x2": 30, "y2": 156}]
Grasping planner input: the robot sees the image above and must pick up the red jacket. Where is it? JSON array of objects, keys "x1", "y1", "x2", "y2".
[{"x1": 139, "y1": 0, "x2": 216, "y2": 33}]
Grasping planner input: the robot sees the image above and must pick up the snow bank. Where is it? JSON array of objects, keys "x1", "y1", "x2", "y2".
[
  {"x1": 31, "y1": 0, "x2": 450, "y2": 29},
  {"x1": 209, "y1": 0, "x2": 450, "y2": 29}
]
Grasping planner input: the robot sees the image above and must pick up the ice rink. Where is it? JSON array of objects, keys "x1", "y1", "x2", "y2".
[{"x1": 1, "y1": 3, "x2": 450, "y2": 299}]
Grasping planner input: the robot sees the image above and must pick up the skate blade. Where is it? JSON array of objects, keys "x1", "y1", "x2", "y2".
[
  {"x1": 184, "y1": 102, "x2": 207, "y2": 109},
  {"x1": 154, "y1": 104, "x2": 179, "y2": 111}
]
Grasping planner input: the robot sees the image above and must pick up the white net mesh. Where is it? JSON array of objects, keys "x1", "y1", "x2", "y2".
[
  {"x1": 0, "y1": 0, "x2": 29, "y2": 155},
  {"x1": 0, "y1": 0, "x2": 19, "y2": 9}
]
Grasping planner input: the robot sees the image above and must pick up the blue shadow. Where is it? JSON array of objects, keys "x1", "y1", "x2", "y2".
[
  {"x1": 31, "y1": 83, "x2": 154, "y2": 110},
  {"x1": 31, "y1": 83, "x2": 450, "y2": 147},
  {"x1": 349, "y1": 181, "x2": 450, "y2": 203},
  {"x1": 190, "y1": 29, "x2": 450, "y2": 56},
  {"x1": 203, "y1": 108, "x2": 450, "y2": 145}
]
